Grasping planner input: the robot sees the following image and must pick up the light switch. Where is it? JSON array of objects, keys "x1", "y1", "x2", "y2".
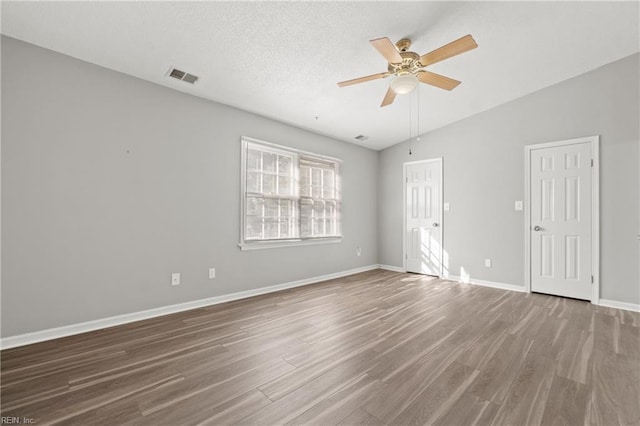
[
  {"x1": 515, "y1": 201, "x2": 523, "y2": 211},
  {"x1": 444, "y1": 202, "x2": 450, "y2": 211}
]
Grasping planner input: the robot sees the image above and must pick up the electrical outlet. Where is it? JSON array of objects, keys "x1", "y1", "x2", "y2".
[
  {"x1": 209, "y1": 268, "x2": 216, "y2": 279},
  {"x1": 485, "y1": 259, "x2": 492, "y2": 268},
  {"x1": 171, "y1": 273, "x2": 180, "y2": 286},
  {"x1": 356, "y1": 247, "x2": 362, "y2": 256}
]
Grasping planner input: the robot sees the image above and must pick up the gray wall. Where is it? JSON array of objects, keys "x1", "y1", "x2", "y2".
[
  {"x1": 1, "y1": 36, "x2": 379, "y2": 337},
  {"x1": 379, "y1": 53, "x2": 640, "y2": 304}
]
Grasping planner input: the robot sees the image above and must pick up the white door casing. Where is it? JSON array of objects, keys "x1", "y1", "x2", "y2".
[
  {"x1": 525, "y1": 136, "x2": 599, "y2": 302},
  {"x1": 404, "y1": 159, "x2": 443, "y2": 276}
]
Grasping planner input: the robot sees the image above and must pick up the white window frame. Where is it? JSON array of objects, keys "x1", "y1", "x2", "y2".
[{"x1": 239, "y1": 136, "x2": 342, "y2": 251}]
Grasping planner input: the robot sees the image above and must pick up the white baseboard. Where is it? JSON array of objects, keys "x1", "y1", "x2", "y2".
[
  {"x1": 598, "y1": 298, "x2": 640, "y2": 312},
  {"x1": 0, "y1": 264, "x2": 379, "y2": 350},
  {"x1": 446, "y1": 277, "x2": 640, "y2": 312},
  {"x1": 446, "y1": 275, "x2": 526, "y2": 293},
  {"x1": 378, "y1": 264, "x2": 405, "y2": 273},
  {"x1": 5, "y1": 265, "x2": 635, "y2": 349},
  {"x1": 376, "y1": 268, "x2": 526, "y2": 293}
]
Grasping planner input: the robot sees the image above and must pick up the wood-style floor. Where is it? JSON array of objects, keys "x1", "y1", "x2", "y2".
[{"x1": 1, "y1": 269, "x2": 639, "y2": 425}]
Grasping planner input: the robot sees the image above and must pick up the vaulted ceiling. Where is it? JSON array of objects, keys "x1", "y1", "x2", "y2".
[{"x1": 2, "y1": 1, "x2": 639, "y2": 150}]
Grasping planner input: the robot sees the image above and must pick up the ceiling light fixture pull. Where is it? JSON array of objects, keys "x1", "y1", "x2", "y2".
[{"x1": 416, "y1": 88, "x2": 421, "y2": 142}]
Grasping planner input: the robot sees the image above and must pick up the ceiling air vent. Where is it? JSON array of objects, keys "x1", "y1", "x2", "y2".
[
  {"x1": 168, "y1": 67, "x2": 198, "y2": 84},
  {"x1": 354, "y1": 135, "x2": 369, "y2": 141}
]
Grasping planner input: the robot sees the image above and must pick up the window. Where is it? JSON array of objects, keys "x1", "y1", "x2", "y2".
[{"x1": 240, "y1": 136, "x2": 342, "y2": 250}]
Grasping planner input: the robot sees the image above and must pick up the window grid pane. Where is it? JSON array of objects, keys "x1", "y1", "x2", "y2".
[{"x1": 244, "y1": 140, "x2": 340, "y2": 243}]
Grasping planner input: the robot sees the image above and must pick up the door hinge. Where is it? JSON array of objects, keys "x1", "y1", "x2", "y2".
[
  {"x1": 406, "y1": 177, "x2": 408, "y2": 183},
  {"x1": 591, "y1": 275, "x2": 594, "y2": 284},
  {"x1": 405, "y1": 253, "x2": 408, "y2": 260},
  {"x1": 591, "y1": 159, "x2": 594, "y2": 167}
]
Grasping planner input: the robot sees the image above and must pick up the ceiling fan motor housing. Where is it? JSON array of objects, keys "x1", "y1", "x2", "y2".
[{"x1": 388, "y1": 50, "x2": 422, "y2": 75}]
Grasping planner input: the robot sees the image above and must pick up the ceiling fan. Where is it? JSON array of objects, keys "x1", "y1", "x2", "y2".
[{"x1": 337, "y1": 34, "x2": 477, "y2": 107}]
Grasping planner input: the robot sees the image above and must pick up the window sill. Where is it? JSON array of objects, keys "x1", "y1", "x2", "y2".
[{"x1": 238, "y1": 237, "x2": 343, "y2": 251}]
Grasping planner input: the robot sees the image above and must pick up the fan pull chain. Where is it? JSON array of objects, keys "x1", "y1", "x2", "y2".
[
  {"x1": 417, "y1": 89, "x2": 421, "y2": 142},
  {"x1": 408, "y1": 92, "x2": 413, "y2": 154}
]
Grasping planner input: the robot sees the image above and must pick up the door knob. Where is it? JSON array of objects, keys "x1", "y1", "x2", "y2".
[
  {"x1": 433, "y1": 223, "x2": 439, "y2": 227},
  {"x1": 533, "y1": 225, "x2": 542, "y2": 231}
]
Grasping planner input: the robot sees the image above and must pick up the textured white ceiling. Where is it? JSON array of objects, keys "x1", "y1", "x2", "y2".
[{"x1": 2, "y1": 1, "x2": 639, "y2": 150}]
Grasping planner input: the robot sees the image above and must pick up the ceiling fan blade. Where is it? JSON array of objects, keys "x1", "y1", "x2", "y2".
[
  {"x1": 417, "y1": 71, "x2": 461, "y2": 90},
  {"x1": 370, "y1": 37, "x2": 403, "y2": 64},
  {"x1": 337, "y1": 72, "x2": 388, "y2": 87},
  {"x1": 381, "y1": 87, "x2": 396, "y2": 107},
  {"x1": 419, "y1": 34, "x2": 477, "y2": 67}
]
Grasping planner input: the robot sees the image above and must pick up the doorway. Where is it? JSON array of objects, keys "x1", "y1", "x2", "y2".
[
  {"x1": 404, "y1": 158, "x2": 443, "y2": 276},
  {"x1": 525, "y1": 136, "x2": 599, "y2": 302}
]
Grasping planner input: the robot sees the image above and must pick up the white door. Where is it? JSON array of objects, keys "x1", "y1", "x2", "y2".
[
  {"x1": 405, "y1": 159, "x2": 442, "y2": 275},
  {"x1": 530, "y1": 142, "x2": 592, "y2": 300}
]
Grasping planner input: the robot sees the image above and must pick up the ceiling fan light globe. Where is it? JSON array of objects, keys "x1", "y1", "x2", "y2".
[{"x1": 390, "y1": 74, "x2": 418, "y2": 94}]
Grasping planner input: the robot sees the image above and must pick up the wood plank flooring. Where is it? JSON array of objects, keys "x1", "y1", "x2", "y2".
[{"x1": 1, "y1": 269, "x2": 639, "y2": 425}]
